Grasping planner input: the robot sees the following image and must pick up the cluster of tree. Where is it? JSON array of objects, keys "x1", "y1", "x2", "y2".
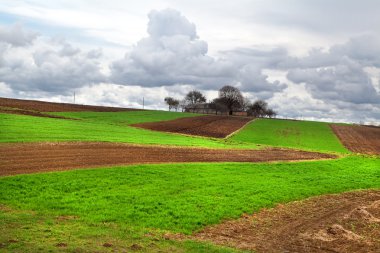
[
  {"x1": 164, "y1": 85, "x2": 277, "y2": 118},
  {"x1": 164, "y1": 97, "x2": 179, "y2": 111},
  {"x1": 164, "y1": 90, "x2": 206, "y2": 112}
]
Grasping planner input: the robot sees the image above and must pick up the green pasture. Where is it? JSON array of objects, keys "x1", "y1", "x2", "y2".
[
  {"x1": 52, "y1": 110, "x2": 200, "y2": 125},
  {"x1": 0, "y1": 112, "x2": 258, "y2": 149},
  {"x1": 0, "y1": 156, "x2": 379, "y2": 252},
  {"x1": 231, "y1": 118, "x2": 348, "y2": 153}
]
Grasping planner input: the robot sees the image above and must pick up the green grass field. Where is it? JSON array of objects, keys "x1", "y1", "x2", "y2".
[
  {"x1": 0, "y1": 112, "x2": 258, "y2": 149},
  {"x1": 1, "y1": 108, "x2": 379, "y2": 252},
  {"x1": 231, "y1": 118, "x2": 348, "y2": 153},
  {"x1": 1, "y1": 156, "x2": 379, "y2": 252}
]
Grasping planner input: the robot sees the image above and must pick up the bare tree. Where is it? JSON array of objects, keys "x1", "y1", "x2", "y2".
[
  {"x1": 248, "y1": 100, "x2": 268, "y2": 117},
  {"x1": 218, "y1": 85, "x2": 244, "y2": 115},
  {"x1": 164, "y1": 97, "x2": 180, "y2": 111},
  {"x1": 241, "y1": 96, "x2": 252, "y2": 111},
  {"x1": 184, "y1": 90, "x2": 206, "y2": 105},
  {"x1": 179, "y1": 99, "x2": 187, "y2": 112},
  {"x1": 247, "y1": 99, "x2": 276, "y2": 118},
  {"x1": 266, "y1": 108, "x2": 277, "y2": 118}
]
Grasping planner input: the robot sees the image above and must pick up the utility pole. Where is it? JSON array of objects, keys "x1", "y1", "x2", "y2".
[
  {"x1": 73, "y1": 92, "x2": 76, "y2": 104},
  {"x1": 142, "y1": 97, "x2": 144, "y2": 109}
]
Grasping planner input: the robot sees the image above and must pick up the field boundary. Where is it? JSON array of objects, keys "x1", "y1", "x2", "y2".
[{"x1": 224, "y1": 118, "x2": 256, "y2": 139}]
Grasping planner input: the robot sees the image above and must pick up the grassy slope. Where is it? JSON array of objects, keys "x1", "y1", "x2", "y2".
[
  {"x1": 52, "y1": 110, "x2": 200, "y2": 125},
  {"x1": 0, "y1": 110, "x2": 378, "y2": 252},
  {"x1": 231, "y1": 118, "x2": 348, "y2": 153},
  {"x1": 0, "y1": 112, "x2": 257, "y2": 149},
  {"x1": 1, "y1": 156, "x2": 378, "y2": 234}
]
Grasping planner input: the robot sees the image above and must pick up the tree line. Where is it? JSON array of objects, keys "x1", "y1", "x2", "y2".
[{"x1": 165, "y1": 85, "x2": 276, "y2": 118}]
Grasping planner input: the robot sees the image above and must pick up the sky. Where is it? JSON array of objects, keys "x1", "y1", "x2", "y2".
[{"x1": 0, "y1": 0, "x2": 379, "y2": 124}]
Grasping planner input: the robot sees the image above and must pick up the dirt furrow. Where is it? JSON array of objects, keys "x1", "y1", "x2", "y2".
[{"x1": 0, "y1": 142, "x2": 335, "y2": 176}]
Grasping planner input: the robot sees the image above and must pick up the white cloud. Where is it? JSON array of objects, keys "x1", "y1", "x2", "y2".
[
  {"x1": 110, "y1": 9, "x2": 286, "y2": 99},
  {"x1": 0, "y1": 3, "x2": 379, "y2": 123},
  {"x1": 0, "y1": 23, "x2": 38, "y2": 47},
  {"x1": 0, "y1": 27, "x2": 105, "y2": 93}
]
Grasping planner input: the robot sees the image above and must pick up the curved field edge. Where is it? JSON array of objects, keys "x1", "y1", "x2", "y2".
[
  {"x1": 0, "y1": 156, "x2": 378, "y2": 235},
  {"x1": 0, "y1": 113, "x2": 259, "y2": 149},
  {"x1": 230, "y1": 118, "x2": 349, "y2": 154}
]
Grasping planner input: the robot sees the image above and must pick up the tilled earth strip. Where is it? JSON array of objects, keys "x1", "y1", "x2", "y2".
[
  {"x1": 0, "y1": 142, "x2": 335, "y2": 176},
  {"x1": 330, "y1": 124, "x2": 380, "y2": 155},
  {"x1": 0, "y1": 97, "x2": 137, "y2": 112},
  {"x1": 133, "y1": 115, "x2": 252, "y2": 138}
]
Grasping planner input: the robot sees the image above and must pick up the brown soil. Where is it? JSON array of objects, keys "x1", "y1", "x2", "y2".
[
  {"x1": 0, "y1": 107, "x2": 76, "y2": 120},
  {"x1": 0, "y1": 142, "x2": 335, "y2": 176},
  {"x1": 133, "y1": 115, "x2": 252, "y2": 138},
  {"x1": 0, "y1": 97, "x2": 138, "y2": 112},
  {"x1": 190, "y1": 190, "x2": 380, "y2": 253},
  {"x1": 331, "y1": 124, "x2": 380, "y2": 155}
]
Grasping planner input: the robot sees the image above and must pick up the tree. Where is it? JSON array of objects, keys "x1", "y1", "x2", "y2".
[
  {"x1": 248, "y1": 100, "x2": 268, "y2": 117},
  {"x1": 247, "y1": 99, "x2": 277, "y2": 118},
  {"x1": 164, "y1": 97, "x2": 180, "y2": 111},
  {"x1": 217, "y1": 85, "x2": 244, "y2": 115},
  {"x1": 184, "y1": 90, "x2": 206, "y2": 105},
  {"x1": 266, "y1": 108, "x2": 277, "y2": 118},
  {"x1": 179, "y1": 99, "x2": 187, "y2": 112},
  {"x1": 241, "y1": 96, "x2": 252, "y2": 111}
]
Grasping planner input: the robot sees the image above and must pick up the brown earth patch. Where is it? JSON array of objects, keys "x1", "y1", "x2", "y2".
[
  {"x1": 0, "y1": 97, "x2": 138, "y2": 112},
  {"x1": 0, "y1": 142, "x2": 335, "y2": 176},
  {"x1": 331, "y1": 124, "x2": 380, "y2": 155},
  {"x1": 189, "y1": 190, "x2": 380, "y2": 253},
  {"x1": 133, "y1": 115, "x2": 252, "y2": 138},
  {"x1": 0, "y1": 107, "x2": 77, "y2": 120}
]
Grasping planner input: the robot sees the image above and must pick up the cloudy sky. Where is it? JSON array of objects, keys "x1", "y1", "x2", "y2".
[{"x1": 0, "y1": 0, "x2": 379, "y2": 123}]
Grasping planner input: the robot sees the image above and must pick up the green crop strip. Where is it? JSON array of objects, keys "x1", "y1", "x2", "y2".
[
  {"x1": 1, "y1": 156, "x2": 378, "y2": 235},
  {"x1": 0, "y1": 113, "x2": 258, "y2": 149},
  {"x1": 231, "y1": 118, "x2": 348, "y2": 153}
]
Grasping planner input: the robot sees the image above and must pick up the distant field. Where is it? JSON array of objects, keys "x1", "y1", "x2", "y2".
[
  {"x1": 0, "y1": 112, "x2": 258, "y2": 149},
  {"x1": 231, "y1": 118, "x2": 349, "y2": 153},
  {"x1": 52, "y1": 110, "x2": 200, "y2": 125}
]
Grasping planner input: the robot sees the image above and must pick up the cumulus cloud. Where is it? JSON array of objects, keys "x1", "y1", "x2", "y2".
[
  {"x1": 0, "y1": 26, "x2": 105, "y2": 93},
  {"x1": 110, "y1": 9, "x2": 286, "y2": 99},
  {"x1": 287, "y1": 35, "x2": 380, "y2": 105},
  {"x1": 147, "y1": 9, "x2": 197, "y2": 39},
  {"x1": 111, "y1": 9, "x2": 233, "y2": 89},
  {"x1": 1, "y1": 7, "x2": 379, "y2": 123},
  {"x1": 0, "y1": 23, "x2": 38, "y2": 47}
]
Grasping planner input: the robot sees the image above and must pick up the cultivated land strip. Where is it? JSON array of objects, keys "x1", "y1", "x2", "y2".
[
  {"x1": 133, "y1": 115, "x2": 252, "y2": 138},
  {"x1": 0, "y1": 142, "x2": 336, "y2": 176},
  {"x1": 330, "y1": 124, "x2": 380, "y2": 155},
  {"x1": 0, "y1": 97, "x2": 138, "y2": 112}
]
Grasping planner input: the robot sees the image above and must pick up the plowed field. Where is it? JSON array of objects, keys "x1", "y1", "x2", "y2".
[
  {"x1": 0, "y1": 142, "x2": 335, "y2": 176},
  {"x1": 133, "y1": 115, "x2": 252, "y2": 138},
  {"x1": 331, "y1": 124, "x2": 380, "y2": 155},
  {"x1": 185, "y1": 190, "x2": 380, "y2": 253},
  {"x1": 0, "y1": 97, "x2": 137, "y2": 112}
]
